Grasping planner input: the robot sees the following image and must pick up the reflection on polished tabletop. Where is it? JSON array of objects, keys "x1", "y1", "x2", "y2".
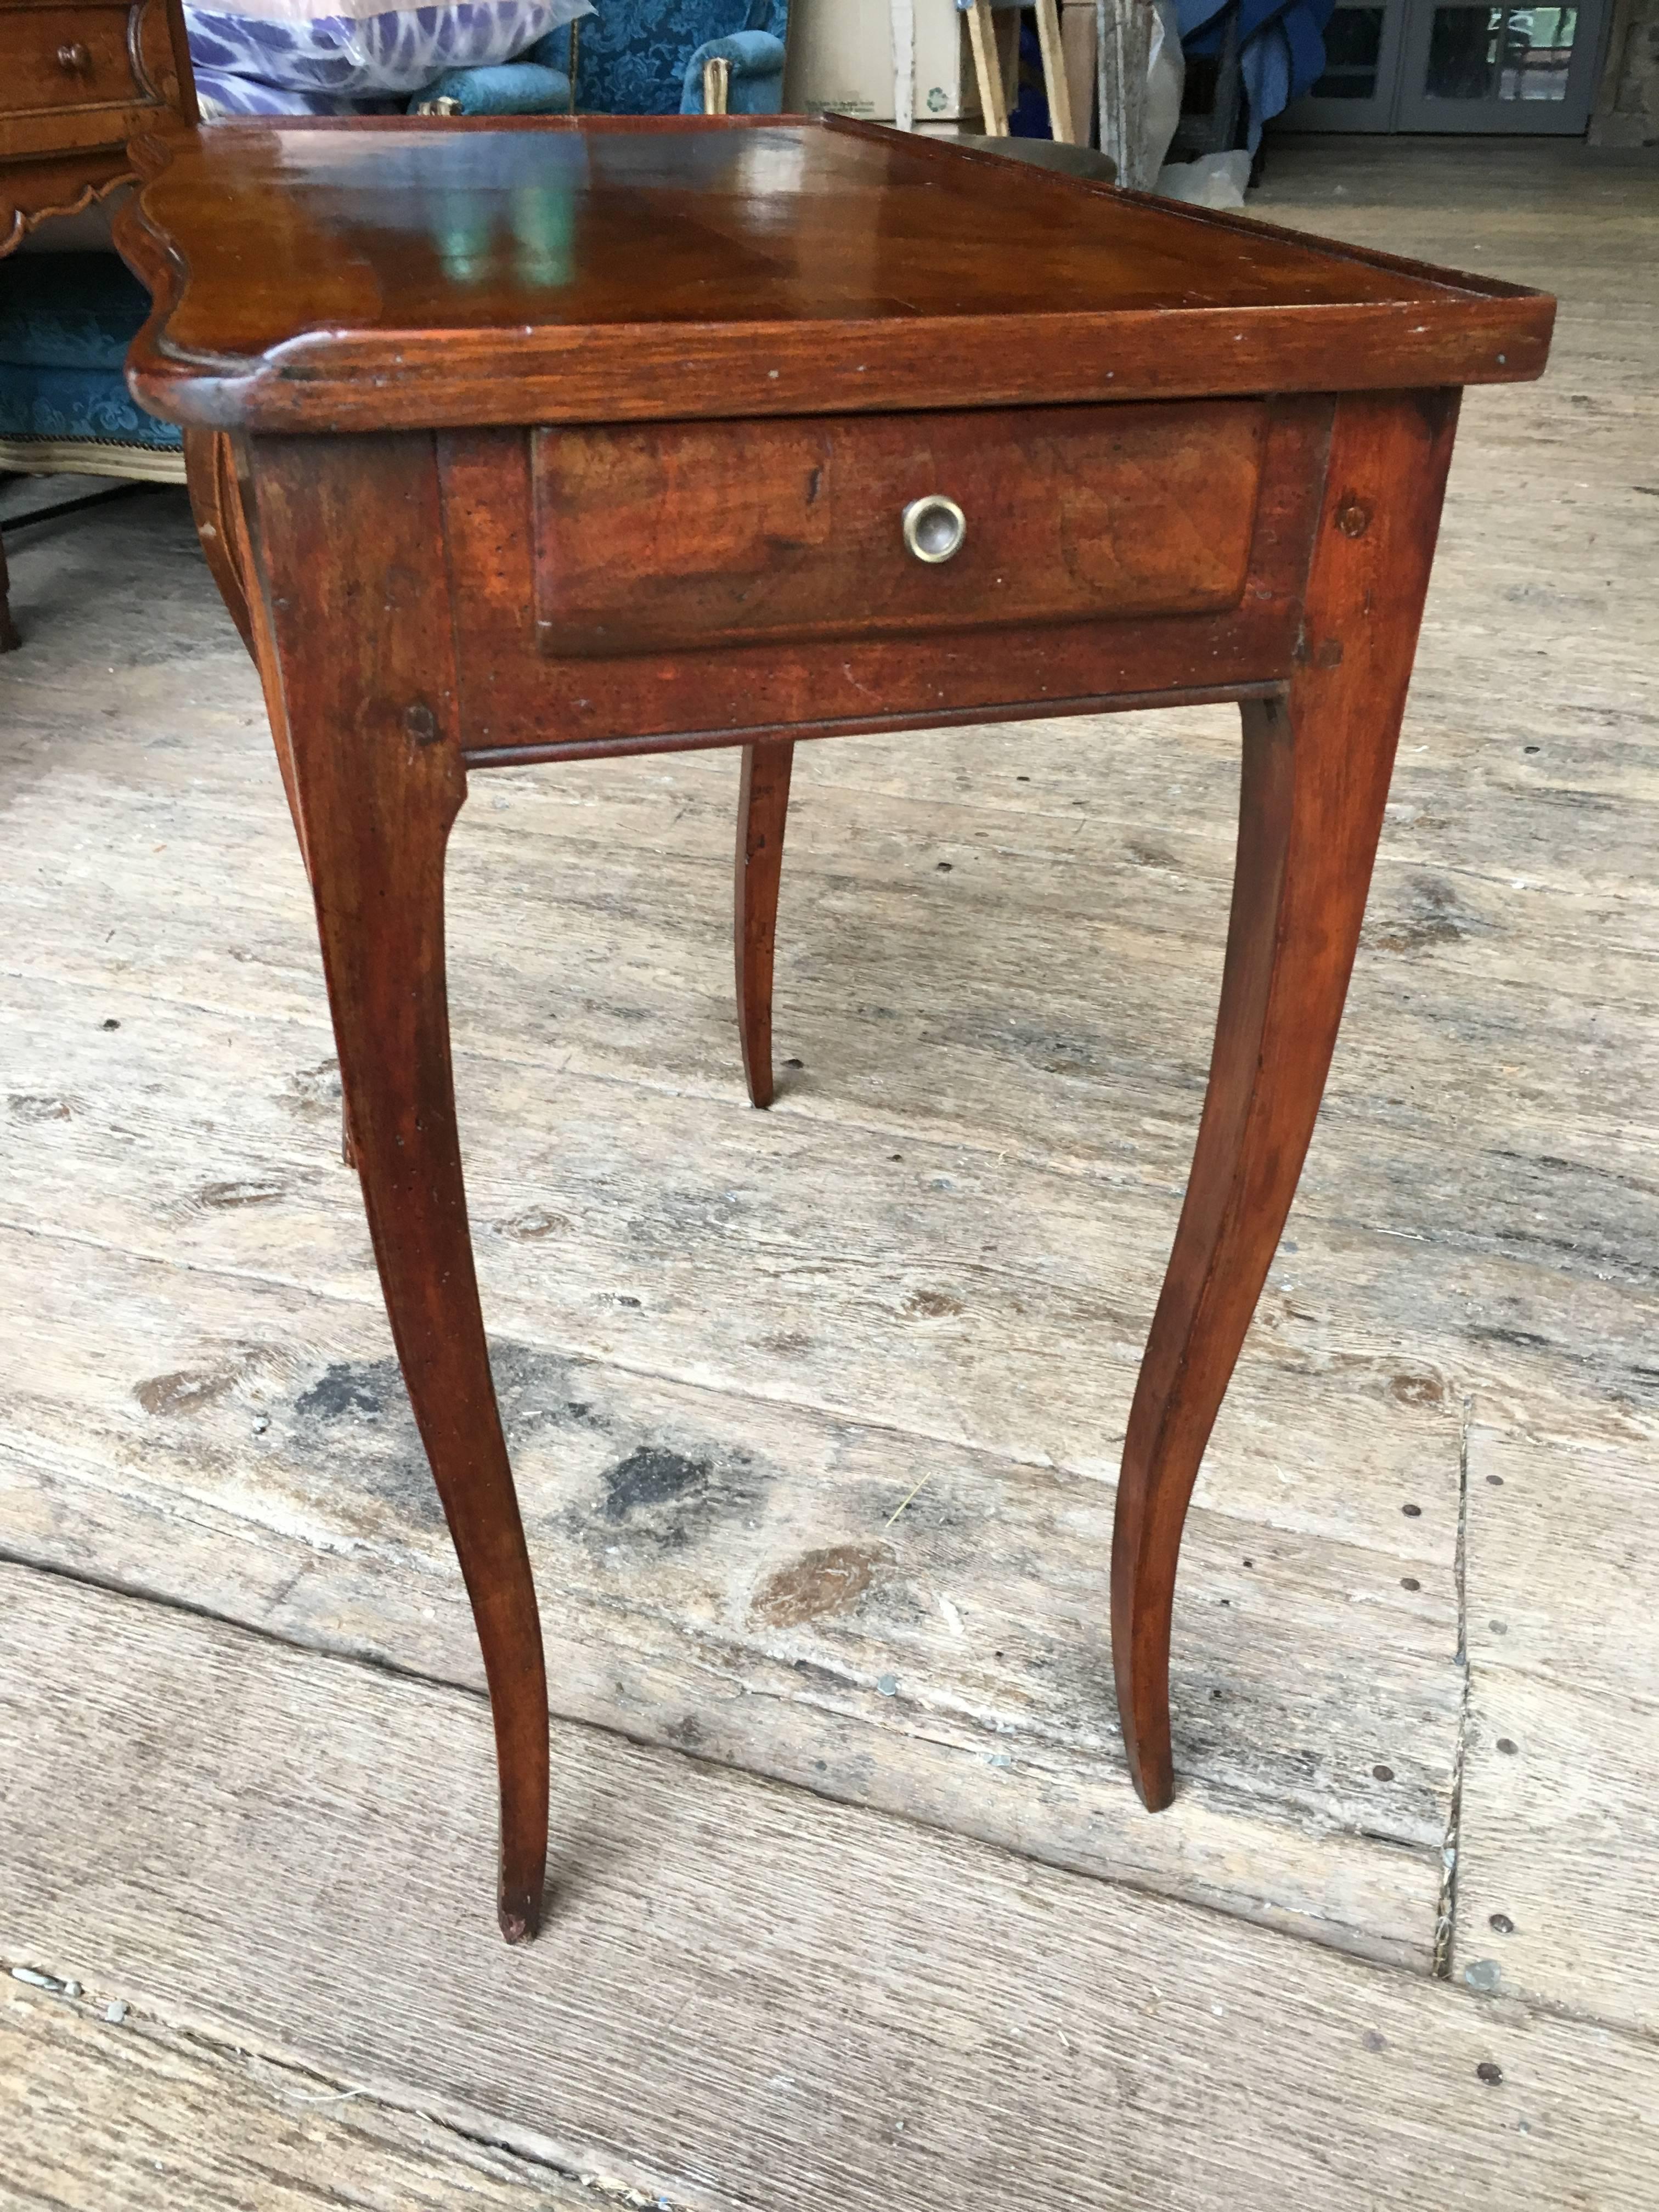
[
  {"x1": 116, "y1": 115, "x2": 1553, "y2": 1945},
  {"x1": 123, "y1": 116, "x2": 1552, "y2": 430}
]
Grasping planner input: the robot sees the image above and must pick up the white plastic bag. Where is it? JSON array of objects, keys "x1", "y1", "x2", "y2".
[
  {"x1": 1143, "y1": 0, "x2": 1185, "y2": 180},
  {"x1": 1155, "y1": 148, "x2": 1254, "y2": 208}
]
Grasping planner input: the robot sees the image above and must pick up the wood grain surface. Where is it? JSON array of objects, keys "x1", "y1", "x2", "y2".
[
  {"x1": 249, "y1": 432, "x2": 551, "y2": 1939},
  {"x1": 445, "y1": 400, "x2": 1328, "y2": 759},
  {"x1": 2, "y1": 1984, "x2": 597, "y2": 2210},
  {"x1": 532, "y1": 403, "x2": 1266, "y2": 655},
  {"x1": 115, "y1": 116, "x2": 1552, "y2": 433}
]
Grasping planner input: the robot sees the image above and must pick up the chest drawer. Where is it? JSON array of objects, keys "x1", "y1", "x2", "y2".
[
  {"x1": 533, "y1": 400, "x2": 1268, "y2": 661},
  {"x1": 0, "y1": 2, "x2": 174, "y2": 161}
]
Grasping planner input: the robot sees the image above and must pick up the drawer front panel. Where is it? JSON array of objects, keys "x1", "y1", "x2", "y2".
[
  {"x1": 533, "y1": 400, "x2": 1267, "y2": 660},
  {"x1": 0, "y1": 3, "x2": 169, "y2": 161}
]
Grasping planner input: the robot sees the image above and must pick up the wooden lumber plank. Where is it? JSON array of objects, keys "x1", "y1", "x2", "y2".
[
  {"x1": 4, "y1": 906, "x2": 1651, "y2": 1459},
  {"x1": 1, "y1": 1982, "x2": 596, "y2": 2211},
  {"x1": 2, "y1": 1565, "x2": 1656, "y2": 2212},
  {"x1": 0, "y1": 969, "x2": 1475, "y2": 1544}
]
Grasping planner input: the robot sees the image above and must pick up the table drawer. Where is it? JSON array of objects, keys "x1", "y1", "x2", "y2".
[
  {"x1": 0, "y1": 2, "x2": 170, "y2": 160},
  {"x1": 533, "y1": 400, "x2": 1267, "y2": 660}
]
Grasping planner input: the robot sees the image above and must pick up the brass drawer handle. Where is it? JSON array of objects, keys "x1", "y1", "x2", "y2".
[
  {"x1": 57, "y1": 41, "x2": 93, "y2": 74},
  {"x1": 902, "y1": 494, "x2": 966, "y2": 565}
]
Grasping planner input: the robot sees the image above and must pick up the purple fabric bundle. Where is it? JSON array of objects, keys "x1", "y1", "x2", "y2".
[{"x1": 186, "y1": 1, "x2": 592, "y2": 116}]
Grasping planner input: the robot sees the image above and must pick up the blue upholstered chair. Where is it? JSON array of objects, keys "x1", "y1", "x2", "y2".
[
  {"x1": 0, "y1": 251, "x2": 187, "y2": 649},
  {"x1": 0, "y1": 254, "x2": 184, "y2": 488},
  {"x1": 428, "y1": 3, "x2": 794, "y2": 119},
  {"x1": 559, "y1": 2, "x2": 790, "y2": 116}
]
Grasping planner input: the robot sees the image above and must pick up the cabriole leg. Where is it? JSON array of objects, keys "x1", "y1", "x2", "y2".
[
  {"x1": 0, "y1": 527, "x2": 19, "y2": 652},
  {"x1": 1112, "y1": 391, "x2": 1461, "y2": 1810},
  {"x1": 734, "y1": 738, "x2": 794, "y2": 1108},
  {"x1": 247, "y1": 431, "x2": 549, "y2": 1939}
]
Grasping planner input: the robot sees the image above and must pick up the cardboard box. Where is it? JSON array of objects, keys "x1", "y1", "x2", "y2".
[{"x1": 784, "y1": 0, "x2": 986, "y2": 126}]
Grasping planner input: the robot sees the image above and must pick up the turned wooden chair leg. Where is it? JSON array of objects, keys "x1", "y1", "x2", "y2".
[
  {"x1": 247, "y1": 432, "x2": 549, "y2": 1939},
  {"x1": 1111, "y1": 391, "x2": 1460, "y2": 1810},
  {"x1": 734, "y1": 739, "x2": 794, "y2": 1108}
]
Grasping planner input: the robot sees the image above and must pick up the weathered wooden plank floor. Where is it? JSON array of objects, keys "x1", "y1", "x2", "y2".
[
  {"x1": 5, "y1": 1565, "x2": 1656, "y2": 2212},
  {"x1": 2, "y1": 136, "x2": 1656, "y2": 2205}
]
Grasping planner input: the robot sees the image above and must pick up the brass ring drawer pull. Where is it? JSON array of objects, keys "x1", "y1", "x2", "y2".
[
  {"x1": 901, "y1": 494, "x2": 967, "y2": 565},
  {"x1": 57, "y1": 41, "x2": 93, "y2": 73}
]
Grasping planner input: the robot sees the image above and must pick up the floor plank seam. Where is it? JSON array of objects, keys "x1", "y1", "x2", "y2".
[
  {"x1": 0, "y1": 1254, "x2": 1446, "y2": 1575},
  {"x1": 16, "y1": 952, "x2": 1659, "y2": 1256},
  {"x1": 0, "y1": 1549, "x2": 1436, "y2": 1978},
  {"x1": 0, "y1": 1209, "x2": 1143, "y2": 1476},
  {"x1": 12, "y1": 942, "x2": 1656, "y2": 1318},
  {"x1": 0, "y1": 1505, "x2": 1456, "y2": 1848},
  {"x1": 699, "y1": 1664, "x2": 1443, "y2": 1865},
  {"x1": 1465, "y1": 1984, "x2": 1659, "y2": 2055},
  {"x1": 0, "y1": 1544, "x2": 503, "y2": 1711},
  {"x1": 1469, "y1": 1658, "x2": 1659, "y2": 1720},
  {"x1": 1434, "y1": 1392, "x2": 1474, "y2": 1981},
  {"x1": 228, "y1": 2041, "x2": 709, "y2": 2212},
  {"x1": 2, "y1": 1966, "x2": 703, "y2": 2212}
]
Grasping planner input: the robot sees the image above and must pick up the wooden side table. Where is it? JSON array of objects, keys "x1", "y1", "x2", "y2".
[
  {"x1": 0, "y1": 0, "x2": 193, "y2": 252},
  {"x1": 119, "y1": 115, "x2": 1553, "y2": 1942}
]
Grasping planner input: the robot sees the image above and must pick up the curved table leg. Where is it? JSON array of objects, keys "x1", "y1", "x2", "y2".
[
  {"x1": 184, "y1": 429, "x2": 256, "y2": 659},
  {"x1": 734, "y1": 738, "x2": 794, "y2": 1108},
  {"x1": 187, "y1": 428, "x2": 357, "y2": 1164},
  {"x1": 1112, "y1": 390, "x2": 1461, "y2": 1811},
  {"x1": 247, "y1": 432, "x2": 549, "y2": 1939},
  {"x1": 0, "y1": 528, "x2": 19, "y2": 652}
]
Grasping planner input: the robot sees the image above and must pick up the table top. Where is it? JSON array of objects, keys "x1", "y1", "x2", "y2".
[{"x1": 120, "y1": 115, "x2": 1553, "y2": 434}]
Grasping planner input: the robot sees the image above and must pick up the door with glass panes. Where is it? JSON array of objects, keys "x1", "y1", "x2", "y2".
[{"x1": 1282, "y1": 0, "x2": 1605, "y2": 131}]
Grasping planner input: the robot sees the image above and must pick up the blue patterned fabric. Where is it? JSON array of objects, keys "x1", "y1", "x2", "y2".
[
  {"x1": 0, "y1": 253, "x2": 150, "y2": 373},
  {"x1": 562, "y1": 1, "x2": 787, "y2": 116},
  {"x1": 0, "y1": 255, "x2": 183, "y2": 450},
  {"x1": 0, "y1": 364, "x2": 184, "y2": 449},
  {"x1": 185, "y1": 2, "x2": 591, "y2": 116},
  {"x1": 675, "y1": 25, "x2": 785, "y2": 112},
  {"x1": 418, "y1": 58, "x2": 572, "y2": 109}
]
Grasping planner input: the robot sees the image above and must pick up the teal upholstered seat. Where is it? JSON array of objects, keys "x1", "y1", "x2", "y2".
[
  {"x1": 0, "y1": 254, "x2": 184, "y2": 479},
  {"x1": 540, "y1": 2, "x2": 790, "y2": 116}
]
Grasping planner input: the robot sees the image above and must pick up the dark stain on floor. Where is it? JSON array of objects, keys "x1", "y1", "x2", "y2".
[
  {"x1": 603, "y1": 1444, "x2": 710, "y2": 1520},
  {"x1": 1368, "y1": 876, "x2": 1481, "y2": 955},
  {"x1": 295, "y1": 1363, "x2": 389, "y2": 1424},
  {"x1": 289, "y1": 1341, "x2": 600, "y2": 1531},
  {"x1": 285, "y1": 1340, "x2": 767, "y2": 1551},
  {"x1": 593, "y1": 1440, "x2": 768, "y2": 1552},
  {"x1": 750, "y1": 1542, "x2": 890, "y2": 1630}
]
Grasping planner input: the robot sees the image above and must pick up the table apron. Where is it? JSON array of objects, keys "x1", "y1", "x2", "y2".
[{"x1": 431, "y1": 393, "x2": 1334, "y2": 763}]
